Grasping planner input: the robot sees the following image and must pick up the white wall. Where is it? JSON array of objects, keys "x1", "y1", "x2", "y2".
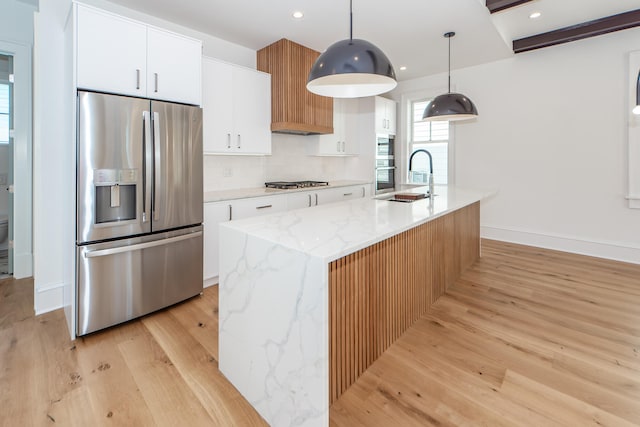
[
  {"x1": 203, "y1": 133, "x2": 373, "y2": 192},
  {"x1": 0, "y1": 0, "x2": 36, "y2": 279},
  {"x1": 394, "y1": 28, "x2": 640, "y2": 263},
  {"x1": 33, "y1": 0, "x2": 73, "y2": 318}
]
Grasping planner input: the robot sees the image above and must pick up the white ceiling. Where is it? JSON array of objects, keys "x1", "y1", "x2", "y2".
[{"x1": 105, "y1": 0, "x2": 640, "y2": 81}]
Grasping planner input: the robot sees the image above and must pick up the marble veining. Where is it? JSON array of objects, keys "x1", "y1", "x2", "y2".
[{"x1": 218, "y1": 185, "x2": 491, "y2": 427}]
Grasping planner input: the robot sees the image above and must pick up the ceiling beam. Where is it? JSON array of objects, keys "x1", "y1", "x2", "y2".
[
  {"x1": 485, "y1": 0, "x2": 533, "y2": 14},
  {"x1": 513, "y1": 9, "x2": 640, "y2": 54}
]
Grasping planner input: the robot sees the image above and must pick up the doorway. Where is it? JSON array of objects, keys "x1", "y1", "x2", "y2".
[{"x1": 0, "y1": 54, "x2": 12, "y2": 277}]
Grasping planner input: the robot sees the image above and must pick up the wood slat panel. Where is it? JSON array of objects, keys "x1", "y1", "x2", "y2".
[
  {"x1": 328, "y1": 202, "x2": 480, "y2": 404},
  {"x1": 257, "y1": 38, "x2": 333, "y2": 134},
  {"x1": 485, "y1": 0, "x2": 533, "y2": 14}
]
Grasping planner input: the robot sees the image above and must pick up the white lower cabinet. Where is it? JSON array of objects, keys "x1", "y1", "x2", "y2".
[
  {"x1": 203, "y1": 185, "x2": 370, "y2": 283},
  {"x1": 203, "y1": 195, "x2": 287, "y2": 283},
  {"x1": 287, "y1": 184, "x2": 370, "y2": 209},
  {"x1": 230, "y1": 195, "x2": 287, "y2": 220},
  {"x1": 203, "y1": 201, "x2": 231, "y2": 283}
]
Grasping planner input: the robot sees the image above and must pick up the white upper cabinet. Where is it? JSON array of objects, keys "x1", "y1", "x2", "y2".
[
  {"x1": 147, "y1": 28, "x2": 202, "y2": 105},
  {"x1": 75, "y1": 4, "x2": 202, "y2": 105},
  {"x1": 202, "y1": 57, "x2": 271, "y2": 155},
  {"x1": 309, "y1": 98, "x2": 359, "y2": 156},
  {"x1": 76, "y1": 5, "x2": 147, "y2": 98},
  {"x1": 375, "y1": 96, "x2": 397, "y2": 135}
]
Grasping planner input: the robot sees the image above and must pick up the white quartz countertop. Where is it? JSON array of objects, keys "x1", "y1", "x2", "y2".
[
  {"x1": 203, "y1": 180, "x2": 371, "y2": 203},
  {"x1": 221, "y1": 185, "x2": 493, "y2": 263}
]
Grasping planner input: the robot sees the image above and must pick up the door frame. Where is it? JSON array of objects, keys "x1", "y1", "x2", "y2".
[{"x1": 0, "y1": 41, "x2": 33, "y2": 279}]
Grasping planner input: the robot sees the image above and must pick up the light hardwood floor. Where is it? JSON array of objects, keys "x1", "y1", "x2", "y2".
[{"x1": 1, "y1": 239, "x2": 639, "y2": 426}]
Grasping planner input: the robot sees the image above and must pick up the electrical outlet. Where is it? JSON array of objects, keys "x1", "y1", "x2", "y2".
[{"x1": 223, "y1": 168, "x2": 233, "y2": 177}]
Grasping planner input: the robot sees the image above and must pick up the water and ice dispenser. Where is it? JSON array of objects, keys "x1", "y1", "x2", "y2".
[{"x1": 94, "y1": 169, "x2": 137, "y2": 224}]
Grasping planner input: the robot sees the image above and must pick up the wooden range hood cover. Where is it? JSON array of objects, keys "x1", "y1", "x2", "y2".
[{"x1": 257, "y1": 39, "x2": 333, "y2": 135}]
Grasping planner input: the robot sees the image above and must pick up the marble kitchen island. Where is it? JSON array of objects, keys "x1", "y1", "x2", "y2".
[{"x1": 218, "y1": 185, "x2": 487, "y2": 427}]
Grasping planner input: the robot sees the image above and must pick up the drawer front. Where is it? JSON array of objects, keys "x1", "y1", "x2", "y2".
[{"x1": 231, "y1": 195, "x2": 287, "y2": 220}]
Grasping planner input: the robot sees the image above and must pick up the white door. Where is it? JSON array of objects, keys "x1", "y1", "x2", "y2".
[
  {"x1": 0, "y1": 55, "x2": 13, "y2": 275},
  {"x1": 202, "y1": 58, "x2": 234, "y2": 153},
  {"x1": 147, "y1": 27, "x2": 202, "y2": 105},
  {"x1": 203, "y1": 202, "x2": 231, "y2": 281},
  {"x1": 232, "y1": 66, "x2": 271, "y2": 154},
  {"x1": 76, "y1": 5, "x2": 147, "y2": 97}
]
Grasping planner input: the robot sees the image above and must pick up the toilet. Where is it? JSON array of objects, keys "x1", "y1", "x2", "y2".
[{"x1": 0, "y1": 213, "x2": 8, "y2": 251}]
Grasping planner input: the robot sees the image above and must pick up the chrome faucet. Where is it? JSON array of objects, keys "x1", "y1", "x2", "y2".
[{"x1": 408, "y1": 149, "x2": 434, "y2": 196}]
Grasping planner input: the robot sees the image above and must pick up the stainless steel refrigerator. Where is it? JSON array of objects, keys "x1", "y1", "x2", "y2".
[{"x1": 76, "y1": 91, "x2": 203, "y2": 336}]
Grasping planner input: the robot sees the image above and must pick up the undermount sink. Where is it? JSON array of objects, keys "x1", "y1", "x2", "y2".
[{"x1": 376, "y1": 192, "x2": 434, "y2": 203}]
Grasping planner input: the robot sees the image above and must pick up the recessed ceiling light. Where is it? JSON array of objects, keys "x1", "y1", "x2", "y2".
[
  {"x1": 292, "y1": 11, "x2": 304, "y2": 19},
  {"x1": 400, "y1": 66, "x2": 407, "y2": 71},
  {"x1": 529, "y1": 11, "x2": 541, "y2": 19}
]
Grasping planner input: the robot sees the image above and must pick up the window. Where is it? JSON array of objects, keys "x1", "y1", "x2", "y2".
[
  {"x1": 408, "y1": 99, "x2": 449, "y2": 184},
  {"x1": 0, "y1": 83, "x2": 9, "y2": 144}
]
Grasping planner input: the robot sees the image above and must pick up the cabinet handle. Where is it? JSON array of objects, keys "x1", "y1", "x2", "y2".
[
  {"x1": 228, "y1": 204, "x2": 232, "y2": 221},
  {"x1": 343, "y1": 192, "x2": 353, "y2": 197},
  {"x1": 342, "y1": 141, "x2": 345, "y2": 152},
  {"x1": 237, "y1": 134, "x2": 241, "y2": 149},
  {"x1": 308, "y1": 194, "x2": 312, "y2": 207},
  {"x1": 227, "y1": 133, "x2": 231, "y2": 149},
  {"x1": 362, "y1": 187, "x2": 365, "y2": 197},
  {"x1": 315, "y1": 194, "x2": 318, "y2": 206},
  {"x1": 136, "y1": 69, "x2": 140, "y2": 90},
  {"x1": 256, "y1": 204, "x2": 272, "y2": 210},
  {"x1": 154, "y1": 73, "x2": 158, "y2": 93}
]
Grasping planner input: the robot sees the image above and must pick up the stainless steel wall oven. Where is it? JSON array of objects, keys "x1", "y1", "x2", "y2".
[{"x1": 375, "y1": 134, "x2": 396, "y2": 194}]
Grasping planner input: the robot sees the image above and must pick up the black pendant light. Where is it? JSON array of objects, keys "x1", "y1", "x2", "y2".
[
  {"x1": 423, "y1": 32, "x2": 478, "y2": 122},
  {"x1": 634, "y1": 70, "x2": 640, "y2": 115},
  {"x1": 306, "y1": 0, "x2": 397, "y2": 98}
]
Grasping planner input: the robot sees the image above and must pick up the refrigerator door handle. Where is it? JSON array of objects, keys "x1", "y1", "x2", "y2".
[
  {"x1": 84, "y1": 231, "x2": 203, "y2": 258},
  {"x1": 152, "y1": 111, "x2": 160, "y2": 222},
  {"x1": 142, "y1": 111, "x2": 151, "y2": 223}
]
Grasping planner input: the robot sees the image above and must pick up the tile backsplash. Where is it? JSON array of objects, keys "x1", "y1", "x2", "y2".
[{"x1": 203, "y1": 134, "x2": 371, "y2": 192}]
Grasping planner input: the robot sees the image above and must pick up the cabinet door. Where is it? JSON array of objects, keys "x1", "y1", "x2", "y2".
[
  {"x1": 333, "y1": 185, "x2": 366, "y2": 202},
  {"x1": 375, "y1": 96, "x2": 388, "y2": 134},
  {"x1": 314, "y1": 98, "x2": 343, "y2": 155},
  {"x1": 232, "y1": 66, "x2": 272, "y2": 154},
  {"x1": 203, "y1": 202, "x2": 231, "y2": 282},
  {"x1": 312, "y1": 99, "x2": 359, "y2": 156},
  {"x1": 76, "y1": 5, "x2": 147, "y2": 97},
  {"x1": 287, "y1": 191, "x2": 316, "y2": 210},
  {"x1": 317, "y1": 185, "x2": 368, "y2": 205},
  {"x1": 385, "y1": 98, "x2": 397, "y2": 135},
  {"x1": 341, "y1": 99, "x2": 359, "y2": 155},
  {"x1": 375, "y1": 97, "x2": 397, "y2": 135},
  {"x1": 147, "y1": 28, "x2": 202, "y2": 105},
  {"x1": 231, "y1": 195, "x2": 287, "y2": 220},
  {"x1": 202, "y1": 58, "x2": 234, "y2": 153}
]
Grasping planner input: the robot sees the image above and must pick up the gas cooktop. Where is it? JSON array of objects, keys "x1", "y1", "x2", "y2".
[{"x1": 265, "y1": 181, "x2": 329, "y2": 189}]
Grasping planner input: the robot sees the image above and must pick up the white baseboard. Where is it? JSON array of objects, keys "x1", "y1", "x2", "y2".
[
  {"x1": 204, "y1": 276, "x2": 219, "y2": 288},
  {"x1": 13, "y1": 252, "x2": 33, "y2": 279},
  {"x1": 481, "y1": 225, "x2": 640, "y2": 265},
  {"x1": 34, "y1": 281, "x2": 64, "y2": 315}
]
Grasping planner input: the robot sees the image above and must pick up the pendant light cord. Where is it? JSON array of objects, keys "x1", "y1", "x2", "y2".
[
  {"x1": 447, "y1": 34, "x2": 451, "y2": 93},
  {"x1": 349, "y1": 0, "x2": 353, "y2": 40}
]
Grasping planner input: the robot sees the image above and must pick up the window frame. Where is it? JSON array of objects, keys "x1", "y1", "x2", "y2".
[
  {"x1": 0, "y1": 81, "x2": 10, "y2": 145},
  {"x1": 401, "y1": 90, "x2": 455, "y2": 186}
]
